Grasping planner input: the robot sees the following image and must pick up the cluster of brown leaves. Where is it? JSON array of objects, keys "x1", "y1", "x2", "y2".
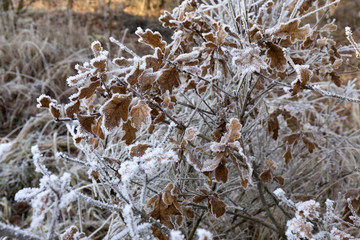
[{"x1": 147, "y1": 184, "x2": 194, "y2": 240}]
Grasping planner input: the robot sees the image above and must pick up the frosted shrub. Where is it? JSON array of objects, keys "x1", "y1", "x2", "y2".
[{"x1": 4, "y1": 0, "x2": 360, "y2": 239}]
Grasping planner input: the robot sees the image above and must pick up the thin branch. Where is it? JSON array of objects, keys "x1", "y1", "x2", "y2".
[
  {"x1": 188, "y1": 211, "x2": 204, "y2": 240},
  {"x1": 0, "y1": 222, "x2": 44, "y2": 240},
  {"x1": 255, "y1": 71, "x2": 360, "y2": 104}
]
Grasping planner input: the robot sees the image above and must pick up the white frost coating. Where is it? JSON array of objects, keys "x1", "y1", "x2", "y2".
[
  {"x1": 121, "y1": 147, "x2": 178, "y2": 184},
  {"x1": 59, "y1": 191, "x2": 76, "y2": 208},
  {"x1": 174, "y1": 50, "x2": 200, "y2": 64},
  {"x1": 210, "y1": 142, "x2": 226, "y2": 152},
  {"x1": 345, "y1": 27, "x2": 352, "y2": 36},
  {"x1": 66, "y1": 72, "x2": 87, "y2": 87},
  {"x1": 196, "y1": 229, "x2": 213, "y2": 240},
  {"x1": 170, "y1": 230, "x2": 185, "y2": 240},
  {"x1": 286, "y1": 200, "x2": 321, "y2": 239},
  {"x1": 90, "y1": 54, "x2": 107, "y2": 67},
  {"x1": 274, "y1": 188, "x2": 295, "y2": 207},
  {"x1": 123, "y1": 204, "x2": 139, "y2": 239},
  {"x1": 0, "y1": 141, "x2": 12, "y2": 162},
  {"x1": 0, "y1": 222, "x2": 43, "y2": 240},
  {"x1": 30, "y1": 190, "x2": 51, "y2": 228},
  {"x1": 31, "y1": 145, "x2": 48, "y2": 174},
  {"x1": 15, "y1": 187, "x2": 43, "y2": 202},
  {"x1": 118, "y1": 161, "x2": 140, "y2": 184},
  {"x1": 231, "y1": 48, "x2": 266, "y2": 73},
  {"x1": 330, "y1": 227, "x2": 354, "y2": 240},
  {"x1": 295, "y1": 200, "x2": 319, "y2": 220}
]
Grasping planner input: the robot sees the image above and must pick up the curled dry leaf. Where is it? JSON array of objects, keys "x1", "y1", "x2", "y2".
[
  {"x1": 78, "y1": 81, "x2": 101, "y2": 99},
  {"x1": 320, "y1": 23, "x2": 337, "y2": 32},
  {"x1": 130, "y1": 100, "x2": 151, "y2": 130},
  {"x1": 296, "y1": 65, "x2": 312, "y2": 88},
  {"x1": 100, "y1": 93, "x2": 132, "y2": 133},
  {"x1": 91, "y1": 116, "x2": 105, "y2": 140},
  {"x1": 162, "y1": 183, "x2": 180, "y2": 207},
  {"x1": 184, "y1": 149, "x2": 202, "y2": 172}
]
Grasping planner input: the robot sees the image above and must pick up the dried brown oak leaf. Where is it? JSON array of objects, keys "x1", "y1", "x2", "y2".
[
  {"x1": 129, "y1": 143, "x2": 152, "y2": 157},
  {"x1": 91, "y1": 41, "x2": 103, "y2": 57},
  {"x1": 159, "y1": 11, "x2": 177, "y2": 28},
  {"x1": 222, "y1": 118, "x2": 242, "y2": 143},
  {"x1": 272, "y1": 19, "x2": 311, "y2": 43},
  {"x1": 100, "y1": 93, "x2": 132, "y2": 133},
  {"x1": 130, "y1": 100, "x2": 151, "y2": 130},
  {"x1": 65, "y1": 100, "x2": 80, "y2": 119},
  {"x1": 260, "y1": 169, "x2": 273, "y2": 183},
  {"x1": 156, "y1": 67, "x2": 180, "y2": 94},
  {"x1": 265, "y1": 42, "x2": 287, "y2": 71},
  {"x1": 149, "y1": 193, "x2": 181, "y2": 229},
  {"x1": 136, "y1": 27, "x2": 167, "y2": 53},
  {"x1": 284, "y1": 146, "x2": 293, "y2": 165},
  {"x1": 210, "y1": 194, "x2": 226, "y2": 218},
  {"x1": 78, "y1": 81, "x2": 101, "y2": 99},
  {"x1": 49, "y1": 103, "x2": 61, "y2": 119},
  {"x1": 92, "y1": 116, "x2": 105, "y2": 140},
  {"x1": 37, "y1": 95, "x2": 56, "y2": 109},
  {"x1": 302, "y1": 137, "x2": 315, "y2": 153},
  {"x1": 202, "y1": 152, "x2": 226, "y2": 172},
  {"x1": 122, "y1": 120, "x2": 137, "y2": 145},
  {"x1": 78, "y1": 115, "x2": 96, "y2": 135},
  {"x1": 215, "y1": 162, "x2": 228, "y2": 183}
]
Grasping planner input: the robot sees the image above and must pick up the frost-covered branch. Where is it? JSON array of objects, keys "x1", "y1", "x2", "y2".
[{"x1": 0, "y1": 222, "x2": 44, "y2": 240}]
